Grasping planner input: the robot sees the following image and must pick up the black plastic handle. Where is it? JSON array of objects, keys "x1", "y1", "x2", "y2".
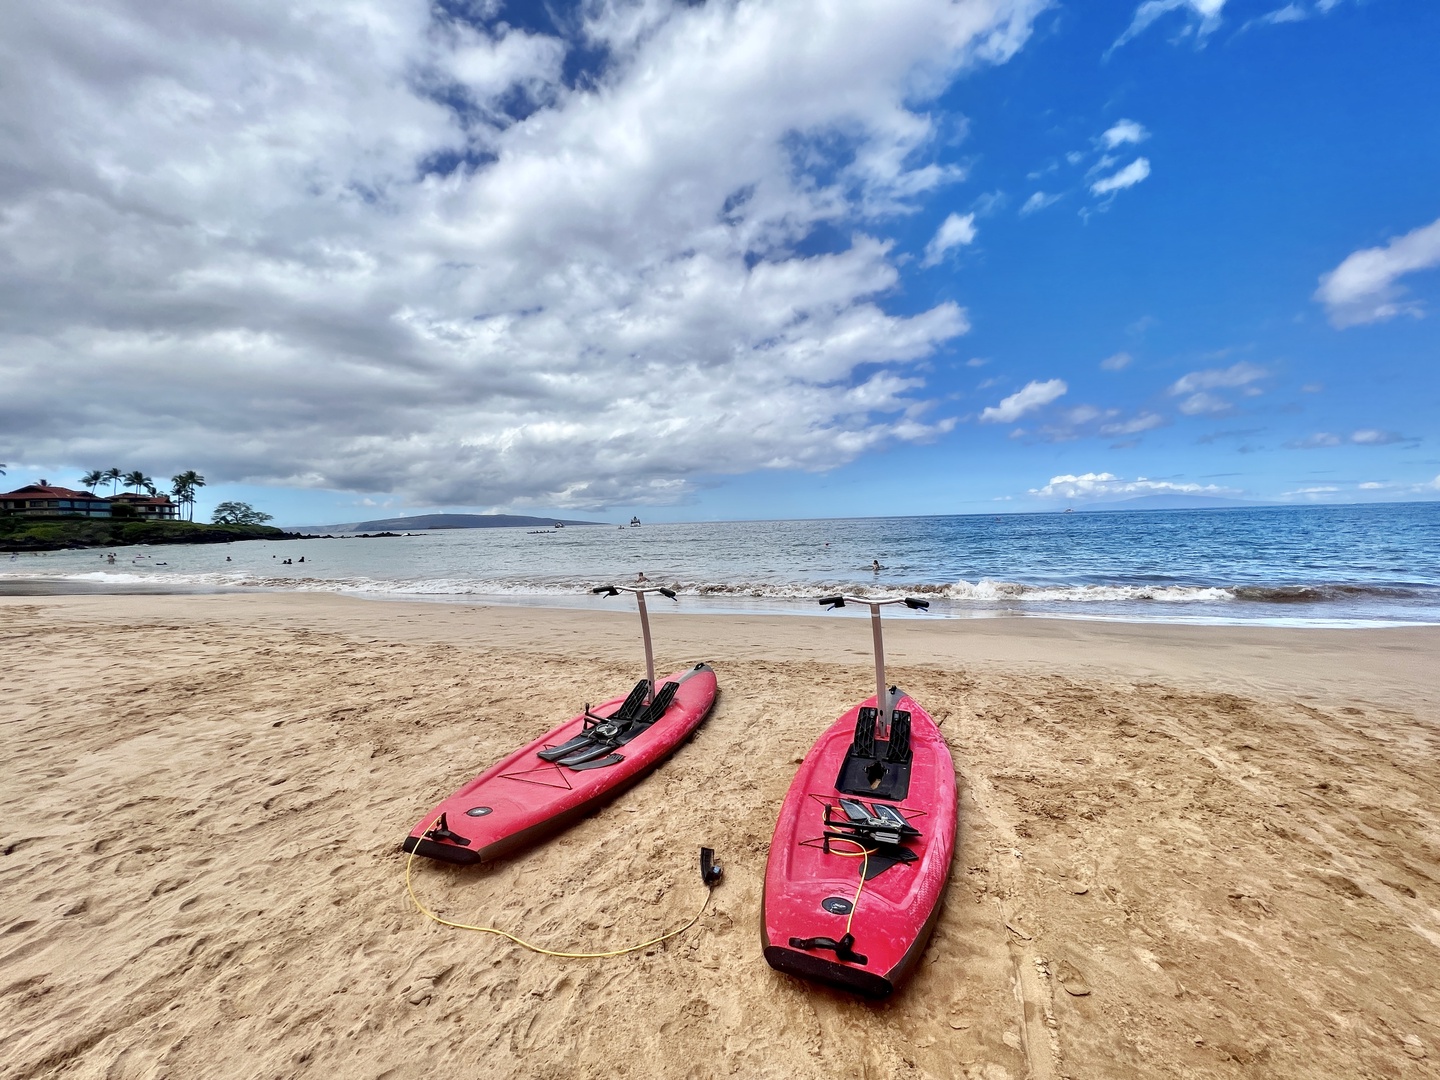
[
  {"x1": 903, "y1": 597, "x2": 929, "y2": 610},
  {"x1": 592, "y1": 585, "x2": 620, "y2": 596},
  {"x1": 659, "y1": 588, "x2": 678, "y2": 601},
  {"x1": 818, "y1": 596, "x2": 845, "y2": 608}
]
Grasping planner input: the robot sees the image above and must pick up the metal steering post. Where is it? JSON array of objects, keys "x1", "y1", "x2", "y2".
[
  {"x1": 817, "y1": 594, "x2": 929, "y2": 729},
  {"x1": 592, "y1": 585, "x2": 679, "y2": 704}
]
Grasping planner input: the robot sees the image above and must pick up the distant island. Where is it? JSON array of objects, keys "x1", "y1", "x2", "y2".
[{"x1": 291, "y1": 513, "x2": 606, "y2": 535}]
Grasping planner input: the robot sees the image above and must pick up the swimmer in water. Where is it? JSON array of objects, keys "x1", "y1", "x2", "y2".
[
  {"x1": 636, "y1": 571, "x2": 647, "y2": 582},
  {"x1": 871, "y1": 559, "x2": 881, "y2": 573}
]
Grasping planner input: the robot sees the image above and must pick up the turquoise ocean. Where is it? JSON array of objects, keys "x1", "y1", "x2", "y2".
[{"x1": 6, "y1": 503, "x2": 1439, "y2": 627}]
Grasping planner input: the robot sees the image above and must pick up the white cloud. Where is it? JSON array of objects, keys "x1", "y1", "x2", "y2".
[
  {"x1": 1111, "y1": 0, "x2": 1229, "y2": 52},
  {"x1": 921, "y1": 212, "x2": 978, "y2": 267},
  {"x1": 1256, "y1": 4, "x2": 1308, "y2": 24},
  {"x1": 1350, "y1": 429, "x2": 1407, "y2": 445},
  {"x1": 1029, "y1": 471, "x2": 1237, "y2": 499},
  {"x1": 1099, "y1": 351, "x2": 1132, "y2": 371},
  {"x1": 1100, "y1": 412, "x2": 1165, "y2": 435},
  {"x1": 1090, "y1": 158, "x2": 1151, "y2": 196},
  {"x1": 1286, "y1": 432, "x2": 1342, "y2": 448},
  {"x1": 1169, "y1": 361, "x2": 1266, "y2": 395},
  {"x1": 1282, "y1": 485, "x2": 1340, "y2": 497},
  {"x1": 1315, "y1": 215, "x2": 1440, "y2": 328},
  {"x1": 980, "y1": 378, "x2": 1068, "y2": 423},
  {"x1": 1167, "y1": 363, "x2": 1266, "y2": 417},
  {"x1": 0, "y1": 0, "x2": 1050, "y2": 510},
  {"x1": 1101, "y1": 120, "x2": 1149, "y2": 149},
  {"x1": 1177, "y1": 392, "x2": 1231, "y2": 415},
  {"x1": 1019, "y1": 191, "x2": 1062, "y2": 216}
]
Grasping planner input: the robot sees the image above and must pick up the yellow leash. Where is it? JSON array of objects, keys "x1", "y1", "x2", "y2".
[
  {"x1": 822, "y1": 836, "x2": 874, "y2": 935},
  {"x1": 405, "y1": 816, "x2": 713, "y2": 959}
]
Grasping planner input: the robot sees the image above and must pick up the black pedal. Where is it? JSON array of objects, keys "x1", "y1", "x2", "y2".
[
  {"x1": 852, "y1": 707, "x2": 877, "y2": 758},
  {"x1": 886, "y1": 710, "x2": 912, "y2": 763}
]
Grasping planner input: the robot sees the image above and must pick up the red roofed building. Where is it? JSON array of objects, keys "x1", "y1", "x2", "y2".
[
  {"x1": 0, "y1": 482, "x2": 112, "y2": 518},
  {"x1": 108, "y1": 492, "x2": 180, "y2": 520}
]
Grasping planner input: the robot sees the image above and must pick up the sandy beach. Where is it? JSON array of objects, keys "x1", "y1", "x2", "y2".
[{"x1": 3, "y1": 591, "x2": 1438, "y2": 1079}]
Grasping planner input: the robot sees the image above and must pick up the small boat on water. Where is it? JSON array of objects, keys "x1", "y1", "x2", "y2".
[{"x1": 630, "y1": 516, "x2": 642, "y2": 527}]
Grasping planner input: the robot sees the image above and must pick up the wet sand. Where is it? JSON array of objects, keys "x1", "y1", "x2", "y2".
[{"x1": 2, "y1": 592, "x2": 1438, "y2": 1079}]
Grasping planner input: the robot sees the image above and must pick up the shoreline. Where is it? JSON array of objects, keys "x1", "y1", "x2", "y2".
[
  {"x1": 2, "y1": 574, "x2": 1436, "y2": 631},
  {"x1": 7, "y1": 589, "x2": 1439, "y2": 711},
  {"x1": 3, "y1": 590, "x2": 1437, "y2": 1078}
]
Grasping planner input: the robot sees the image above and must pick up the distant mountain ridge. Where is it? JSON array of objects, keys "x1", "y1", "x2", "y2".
[{"x1": 292, "y1": 513, "x2": 606, "y2": 534}]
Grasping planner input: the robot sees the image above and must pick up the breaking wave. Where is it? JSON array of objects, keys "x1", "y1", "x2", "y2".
[{"x1": 6, "y1": 569, "x2": 1431, "y2": 607}]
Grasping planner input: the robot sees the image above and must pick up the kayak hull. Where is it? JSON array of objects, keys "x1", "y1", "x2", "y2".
[
  {"x1": 404, "y1": 664, "x2": 717, "y2": 865},
  {"x1": 761, "y1": 690, "x2": 957, "y2": 998}
]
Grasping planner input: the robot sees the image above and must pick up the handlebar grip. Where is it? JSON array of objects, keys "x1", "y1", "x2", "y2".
[
  {"x1": 903, "y1": 597, "x2": 929, "y2": 610},
  {"x1": 817, "y1": 596, "x2": 845, "y2": 608},
  {"x1": 659, "y1": 588, "x2": 677, "y2": 601},
  {"x1": 592, "y1": 585, "x2": 620, "y2": 596}
]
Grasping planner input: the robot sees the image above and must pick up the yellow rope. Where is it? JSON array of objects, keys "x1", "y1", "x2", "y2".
[
  {"x1": 821, "y1": 836, "x2": 874, "y2": 936},
  {"x1": 405, "y1": 818, "x2": 711, "y2": 959}
]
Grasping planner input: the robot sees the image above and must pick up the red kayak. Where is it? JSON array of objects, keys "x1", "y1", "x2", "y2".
[
  {"x1": 405, "y1": 586, "x2": 717, "y2": 865},
  {"x1": 762, "y1": 596, "x2": 956, "y2": 998}
]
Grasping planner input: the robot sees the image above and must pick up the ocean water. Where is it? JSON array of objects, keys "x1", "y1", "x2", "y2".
[{"x1": 5, "y1": 503, "x2": 1439, "y2": 626}]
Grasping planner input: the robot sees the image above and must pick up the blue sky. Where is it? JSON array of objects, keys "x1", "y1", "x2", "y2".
[{"x1": 1, "y1": 0, "x2": 1437, "y2": 525}]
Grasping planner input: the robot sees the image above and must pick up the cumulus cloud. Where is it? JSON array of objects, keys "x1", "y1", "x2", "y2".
[
  {"x1": 0, "y1": 0, "x2": 1048, "y2": 510},
  {"x1": 1315, "y1": 215, "x2": 1440, "y2": 328},
  {"x1": 1029, "y1": 471, "x2": 1238, "y2": 499},
  {"x1": 1101, "y1": 120, "x2": 1149, "y2": 149},
  {"x1": 921, "y1": 212, "x2": 978, "y2": 266},
  {"x1": 1090, "y1": 158, "x2": 1151, "y2": 196},
  {"x1": 980, "y1": 379, "x2": 1068, "y2": 423}
]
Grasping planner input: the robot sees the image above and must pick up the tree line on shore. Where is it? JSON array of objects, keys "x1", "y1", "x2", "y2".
[
  {"x1": 78, "y1": 467, "x2": 208, "y2": 521},
  {"x1": 0, "y1": 462, "x2": 271, "y2": 526}
]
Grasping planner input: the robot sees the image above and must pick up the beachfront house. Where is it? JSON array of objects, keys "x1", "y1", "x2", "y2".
[
  {"x1": 107, "y1": 492, "x2": 180, "y2": 520},
  {"x1": 0, "y1": 482, "x2": 113, "y2": 518}
]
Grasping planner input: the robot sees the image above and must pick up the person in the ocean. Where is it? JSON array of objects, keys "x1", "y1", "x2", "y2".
[
  {"x1": 636, "y1": 571, "x2": 647, "y2": 582},
  {"x1": 872, "y1": 559, "x2": 881, "y2": 573}
]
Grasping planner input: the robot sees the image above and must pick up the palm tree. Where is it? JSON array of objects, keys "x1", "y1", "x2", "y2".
[
  {"x1": 170, "y1": 470, "x2": 206, "y2": 522},
  {"x1": 123, "y1": 470, "x2": 153, "y2": 494},
  {"x1": 81, "y1": 470, "x2": 105, "y2": 492},
  {"x1": 103, "y1": 467, "x2": 123, "y2": 495}
]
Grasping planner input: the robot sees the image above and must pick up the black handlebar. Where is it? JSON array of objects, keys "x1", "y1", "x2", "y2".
[
  {"x1": 659, "y1": 588, "x2": 678, "y2": 601},
  {"x1": 592, "y1": 585, "x2": 620, "y2": 596},
  {"x1": 818, "y1": 596, "x2": 845, "y2": 608},
  {"x1": 904, "y1": 597, "x2": 929, "y2": 610}
]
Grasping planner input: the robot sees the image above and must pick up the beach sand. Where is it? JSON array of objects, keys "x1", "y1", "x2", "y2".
[{"x1": 2, "y1": 592, "x2": 1438, "y2": 1079}]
